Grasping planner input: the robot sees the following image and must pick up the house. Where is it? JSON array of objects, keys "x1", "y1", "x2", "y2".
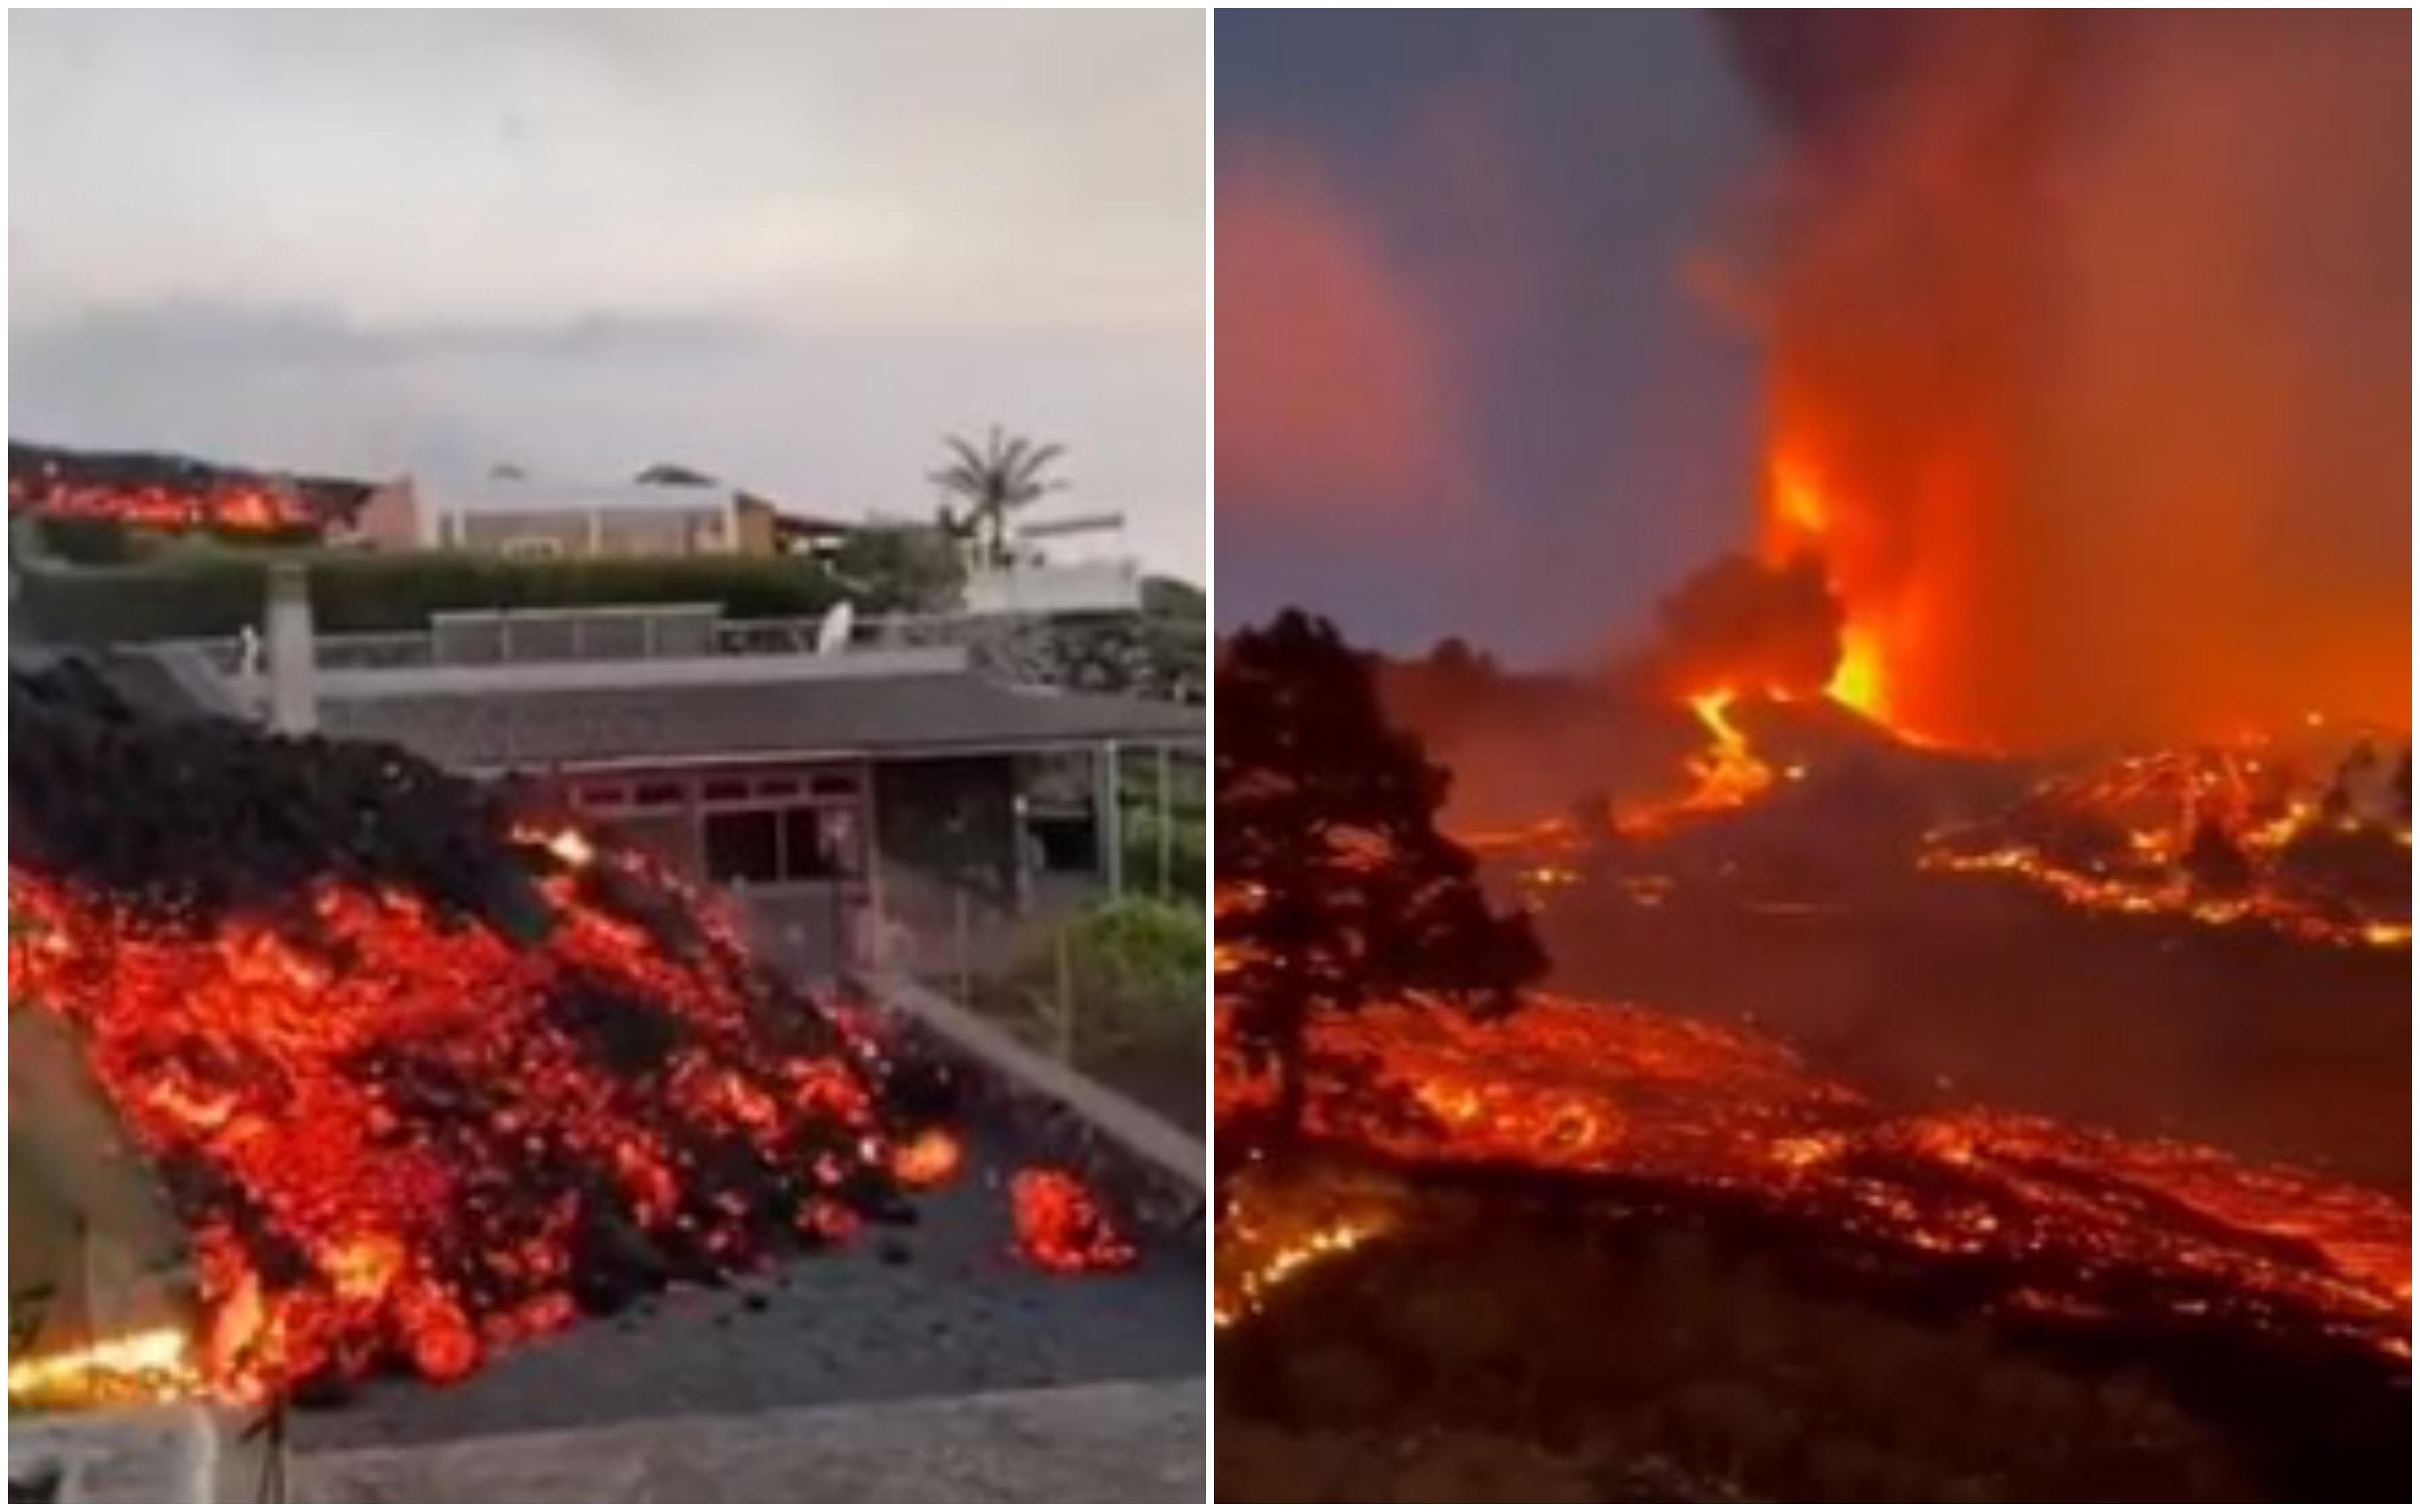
[
  {"x1": 356, "y1": 472, "x2": 749, "y2": 558},
  {"x1": 211, "y1": 573, "x2": 1201, "y2": 983}
]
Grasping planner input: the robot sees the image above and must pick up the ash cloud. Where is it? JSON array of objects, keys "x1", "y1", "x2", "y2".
[
  {"x1": 1717, "y1": 11, "x2": 2411, "y2": 747},
  {"x1": 1646, "y1": 548, "x2": 1844, "y2": 700}
]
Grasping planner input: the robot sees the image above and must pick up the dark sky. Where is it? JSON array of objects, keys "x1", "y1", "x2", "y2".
[{"x1": 1217, "y1": 11, "x2": 1773, "y2": 663}]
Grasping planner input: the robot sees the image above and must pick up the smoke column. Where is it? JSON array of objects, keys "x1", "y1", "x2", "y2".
[{"x1": 1720, "y1": 11, "x2": 2410, "y2": 750}]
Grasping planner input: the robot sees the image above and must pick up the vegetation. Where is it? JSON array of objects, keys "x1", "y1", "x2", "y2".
[
  {"x1": 829, "y1": 520, "x2": 968, "y2": 614},
  {"x1": 32, "y1": 514, "x2": 144, "y2": 566},
  {"x1": 929, "y1": 426, "x2": 1068, "y2": 566},
  {"x1": 13, "y1": 547, "x2": 846, "y2": 642},
  {"x1": 1217, "y1": 610, "x2": 1543, "y2": 1137},
  {"x1": 993, "y1": 896, "x2": 1205, "y2": 1131},
  {"x1": 1218, "y1": 1190, "x2": 2333, "y2": 1502}
]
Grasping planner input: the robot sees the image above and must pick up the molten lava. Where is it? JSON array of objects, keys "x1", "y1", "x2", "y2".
[
  {"x1": 1670, "y1": 689, "x2": 1775, "y2": 816},
  {"x1": 1215, "y1": 995, "x2": 2409, "y2": 1363},
  {"x1": 9, "y1": 850, "x2": 905, "y2": 1404},
  {"x1": 1009, "y1": 1168, "x2": 1139, "y2": 1274},
  {"x1": 10, "y1": 473, "x2": 317, "y2": 536},
  {"x1": 5, "y1": 1325, "x2": 202, "y2": 1410},
  {"x1": 889, "y1": 1128, "x2": 967, "y2": 1190},
  {"x1": 1922, "y1": 744, "x2": 2411, "y2": 950}
]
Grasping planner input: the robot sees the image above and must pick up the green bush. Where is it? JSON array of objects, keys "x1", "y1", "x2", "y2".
[
  {"x1": 13, "y1": 548, "x2": 846, "y2": 642},
  {"x1": 1005, "y1": 896, "x2": 1205, "y2": 1060},
  {"x1": 829, "y1": 523, "x2": 966, "y2": 614},
  {"x1": 32, "y1": 515, "x2": 145, "y2": 566}
]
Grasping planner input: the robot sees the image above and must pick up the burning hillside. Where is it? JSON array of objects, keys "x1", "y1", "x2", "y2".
[{"x1": 7, "y1": 660, "x2": 1130, "y2": 1409}]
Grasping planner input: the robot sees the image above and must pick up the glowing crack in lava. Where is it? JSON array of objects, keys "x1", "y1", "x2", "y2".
[
  {"x1": 9, "y1": 853, "x2": 908, "y2": 1405},
  {"x1": 1215, "y1": 995, "x2": 2409, "y2": 1363}
]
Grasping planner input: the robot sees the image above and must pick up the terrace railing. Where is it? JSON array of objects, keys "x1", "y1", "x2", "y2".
[{"x1": 175, "y1": 605, "x2": 1203, "y2": 702}]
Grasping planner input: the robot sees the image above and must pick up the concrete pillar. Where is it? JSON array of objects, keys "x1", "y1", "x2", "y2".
[{"x1": 264, "y1": 562, "x2": 317, "y2": 736}]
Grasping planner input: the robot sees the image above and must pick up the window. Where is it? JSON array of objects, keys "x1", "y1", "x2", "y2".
[
  {"x1": 703, "y1": 810, "x2": 780, "y2": 884},
  {"x1": 575, "y1": 782, "x2": 629, "y2": 809},
  {"x1": 701, "y1": 776, "x2": 750, "y2": 802},
  {"x1": 632, "y1": 780, "x2": 684, "y2": 810},
  {"x1": 782, "y1": 808, "x2": 863, "y2": 879}
]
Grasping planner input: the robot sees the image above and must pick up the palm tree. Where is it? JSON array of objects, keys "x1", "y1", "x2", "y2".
[{"x1": 930, "y1": 426, "x2": 1068, "y2": 566}]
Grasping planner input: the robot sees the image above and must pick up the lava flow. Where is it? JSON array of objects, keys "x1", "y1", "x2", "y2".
[
  {"x1": 1922, "y1": 742, "x2": 2411, "y2": 950},
  {"x1": 1215, "y1": 995, "x2": 2411, "y2": 1363},
  {"x1": 1010, "y1": 1167, "x2": 1140, "y2": 1274},
  {"x1": 6, "y1": 662, "x2": 927, "y2": 1405},
  {"x1": 1618, "y1": 688, "x2": 1779, "y2": 833},
  {"x1": 10, "y1": 470, "x2": 317, "y2": 536},
  {"x1": 10, "y1": 856, "x2": 905, "y2": 1403}
]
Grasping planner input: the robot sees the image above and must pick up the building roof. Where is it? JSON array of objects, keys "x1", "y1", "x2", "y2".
[{"x1": 318, "y1": 668, "x2": 1201, "y2": 773}]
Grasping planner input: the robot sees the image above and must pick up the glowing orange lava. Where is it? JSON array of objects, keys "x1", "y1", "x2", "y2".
[
  {"x1": 1009, "y1": 1168, "x2": 1138, "y2": 1274},
  {"x1": 1215, "y1": 993, "x2": 2410, "y2": 1361},
  {"x1": 9, "y1": 851, "x2": 899, "y2": 1405}
]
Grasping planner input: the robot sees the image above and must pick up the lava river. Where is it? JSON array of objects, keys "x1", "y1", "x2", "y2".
[{"x1": 1216, "y1": 995, "x2": 2410, "y2": 1365}]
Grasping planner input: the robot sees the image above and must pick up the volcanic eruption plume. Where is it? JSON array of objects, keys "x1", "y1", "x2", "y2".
[{"x1": 1716, "y1": 10, "x2": 2411, "y2": 749}]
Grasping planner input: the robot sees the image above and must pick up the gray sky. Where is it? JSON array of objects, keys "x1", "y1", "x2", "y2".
[{"x1": 10, "y1": 11, "x2": 1206, "y2": 579}]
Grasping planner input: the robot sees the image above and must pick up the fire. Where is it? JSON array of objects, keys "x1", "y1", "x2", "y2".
[
  {"x1": 1769, "y1": 454, "x2": 1830, "y2": 542},
  {"x1": 1760, "y1": 452, "x2": 1905, "y2": 732},
  {"x1": 1009, "y1": 1168, "x2": 1138, "y2": 1274},
  {"x1": 1824, "y1": 625, "x2": 1886, "y2": 719},
  {"x1": 7, "y1": 1325, "x2": 202, "y2": 1409}
]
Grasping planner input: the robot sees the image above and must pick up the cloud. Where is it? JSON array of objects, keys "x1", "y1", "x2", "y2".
[
  {"x1": 1214, "y1": 138, "x2": 1467, "y2": 523},
  {"x1": 9, "y1": 297, "x2": 1207, "y2": 579},
  {"x1": 7, "y1": 11, "x2": 1205, "y2": 579}
]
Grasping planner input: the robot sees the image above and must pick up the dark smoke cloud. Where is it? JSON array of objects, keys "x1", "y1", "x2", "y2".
[{"x1": 1648, "y1": 548, "x2": 1843, "y2": 700}]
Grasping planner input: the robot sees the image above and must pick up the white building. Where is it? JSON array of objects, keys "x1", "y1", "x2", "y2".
[{"x1": 355, "y1": 473, "x2": 755, "y2": 558}]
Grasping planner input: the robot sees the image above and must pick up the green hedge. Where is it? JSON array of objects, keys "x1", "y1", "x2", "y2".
[{"x1": 13, "y1": 548, "x2": 846, "y2": 642}]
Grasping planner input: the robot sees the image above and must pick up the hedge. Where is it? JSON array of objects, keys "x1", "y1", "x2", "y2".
[{"x1": 13, "y1": 548, "x2": 847, "y2": 643}]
